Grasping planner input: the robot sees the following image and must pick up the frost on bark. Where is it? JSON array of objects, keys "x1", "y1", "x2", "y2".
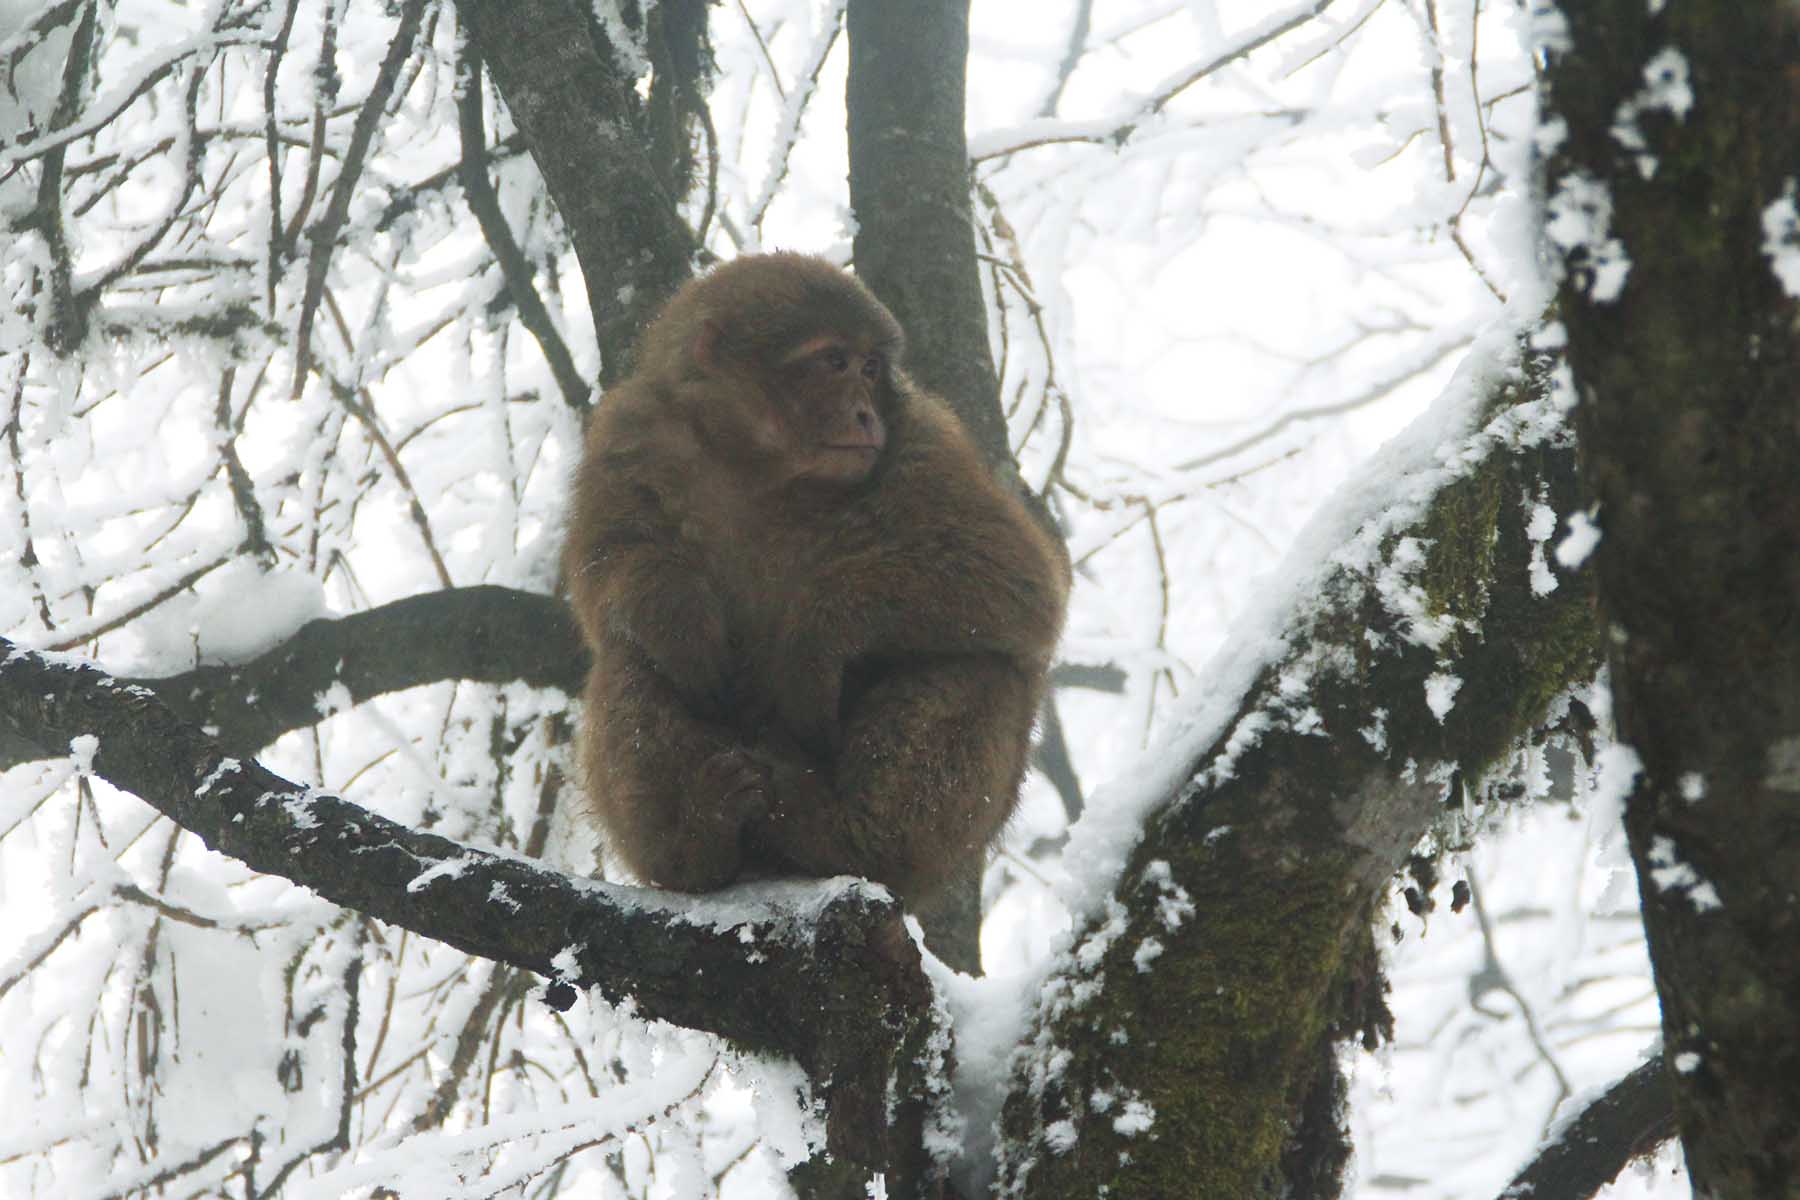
[{"x1": 1543, "y1": 3, "x2": 1800, "y2": 1195}]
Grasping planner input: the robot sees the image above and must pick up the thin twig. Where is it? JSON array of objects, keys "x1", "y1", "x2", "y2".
[
  {"x1": 4, "y1": 353, "x2": 53, "y2": 629},
  {"x1": 748, "y1": 0, "x2": 845, "y2": 237},
  {"x1": 455, "y1": 47, "x2": 590, "y2": 410},
  {"x1": 1467, "y1": 875, "x2": 1574, "y2": 1112},
  {"x1": 291, "y1": 0, "x2": 427, "y2": 398},
  {"x1": 262, "y1": 0, "x2": 304, "y2": 309},
  {"x1": 1422, "y1": 0, "x2": 1457, "y2": 183},
  {"x1": 314, "y1": 338, "x2": 455, "y2": 590},
  {"x1": 215, "y1": 367, "x2": 275, "y2": 562},
  {"x1": 1037, "y1": 0, "x2": 1095, "y2": 117},
  {"x1": 45, "y1": 555, "x2": 232, "y2": 652},
  {"x1": 736, "y1": 0, "x2": 786, "y2": 99},
  {"x1": 1175, "y1": 331, "x2": 1473, "y2": 471}
]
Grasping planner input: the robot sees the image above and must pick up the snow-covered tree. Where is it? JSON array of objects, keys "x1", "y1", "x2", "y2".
[{"x1": 3, "y1": 0, "x2": 1792, "y2": 1196}]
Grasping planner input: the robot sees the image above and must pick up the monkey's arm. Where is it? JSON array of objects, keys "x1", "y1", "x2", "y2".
[
  {"x1": 569, "y1": 532, "x2": 736, "y2": 709},
  {"x1": 563, "y1": 426, "x2": 738, "y2": 709},
  {"x1": 746, "y1": 654, "x2": 1039, "y2": 904},
  {"x1": 865, "y1": 399, "x2": 1071, "y2": 660},
  {"x1": 776, "y1": 436, "x2": 1069, "y2": 752},
  {"x1": 579, "y1": 647, "x2": 768, "y2": 891}
]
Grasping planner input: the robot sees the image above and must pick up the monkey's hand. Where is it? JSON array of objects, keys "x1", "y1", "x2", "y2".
[
  {"x1": 732, "y1": 744, "x2": 838, "y2": 886},
  {"x1": 697, "y1": 747, "x2": 771, "y2": 830}
]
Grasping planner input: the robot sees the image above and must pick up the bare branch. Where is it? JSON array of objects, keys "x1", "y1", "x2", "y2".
[
  {"x1": 1037, "y1": 0, "x2": 1096, "y2": 118},
  {"x1": 455, "y1": 0, "x2": 698, "y2": 385},
  {"x1": 1495, "y1": 1057, "x2": 1675, "y2": 1200},
  {"x1": 1176, "y1": 329, "x2": 1475, "y2": 472},
  {"x1": 44, "y1": 554, "x2": 231, "y2": 653},
  {"x1": 746, "y1": 1, "x2": 844, "y2": 238},
  {"x1": 972, "y1": 0, "x2": 1335, "y2": 162},
  {"x1": 292, "y1": 0, "x2": 429, "y2": 397},
  {"x1": 455, "y1": 48, "x2": 592, "y2": 410}
]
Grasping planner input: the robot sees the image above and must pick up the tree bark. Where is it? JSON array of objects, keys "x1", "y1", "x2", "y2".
[
  {"x1": 1496, "y1": 1056, "x2": 1675, "y2": 1200},
  {"x1": 844, "y1": 0, "x2": 1045, "y2": 976},
  {"x1": 1544, "y1": 5, "x2": 1800, "y2": 1196},
  {"x1": 845, "y1": 0, "x2": 1005, "y2": 466}
]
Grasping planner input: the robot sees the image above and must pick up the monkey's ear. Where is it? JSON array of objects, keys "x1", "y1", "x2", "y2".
[{"x1": 691, "y1": 320, "x2": 726, "y2": 376}]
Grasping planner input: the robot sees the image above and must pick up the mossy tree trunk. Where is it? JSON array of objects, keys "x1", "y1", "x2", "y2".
[
  {"x1": 994, "y1": 351, "x2": 1601, "y2": 1197},
  {"x1": 1543, "y1": 4, "x2": 1800, "y2": 1195}
]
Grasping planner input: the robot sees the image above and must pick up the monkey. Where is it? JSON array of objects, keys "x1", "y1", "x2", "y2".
[{"x1": 561, "y1": 253, "x2": 1069, "y2": 906}]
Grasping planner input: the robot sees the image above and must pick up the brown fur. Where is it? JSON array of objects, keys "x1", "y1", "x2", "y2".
[{"x1": 561, "y1": 253, "x2": 1069, "y2": 904}]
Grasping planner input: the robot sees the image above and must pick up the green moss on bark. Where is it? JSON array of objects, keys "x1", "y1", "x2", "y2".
[
  {"x1": 1002, "y1": 837, "x2": 1363, "y2": 1199},
  {"x1": 1409, "y1": 470, "x2": 1503, "y2": 653}
]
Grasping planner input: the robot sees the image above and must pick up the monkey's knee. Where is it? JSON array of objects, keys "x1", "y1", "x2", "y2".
[
  {"x1": 591, "y1": 788, "x2": 749, "y2": 892},
  {"x1": 580, "y1": 728, "x2": 768, "y2": 893}
]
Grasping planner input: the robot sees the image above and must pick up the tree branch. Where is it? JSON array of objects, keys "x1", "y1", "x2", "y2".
[
  {"x1": 292, "y1": 0, "x2": 428, "y2": 396},
  {"x1": 0, "y1": 586, "x2": 1121, "y2": 777},
  {"x1": 1496, "y1": 1056, "x2": 1676, "y2": 1200},
  {"x1": 454, "y1": 0, "x2": 697, "y2": 385},
  {"x1": 0, "y1": 586, "x2": 569, "y2": 772},
  {"x1": 970, "y1": 0, "x2": 1333, "y2": 163},
  {"x1": 455, "y1": 46, "x2": 592, "y2": 410},
  {"x1": 0, "y1": 636, "x2": 942, "y2": 1190}
]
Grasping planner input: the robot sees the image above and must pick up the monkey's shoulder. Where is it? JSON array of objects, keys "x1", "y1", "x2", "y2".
[{"x1": 883, "y1": 395, "x2": 1061, "y2": 548}]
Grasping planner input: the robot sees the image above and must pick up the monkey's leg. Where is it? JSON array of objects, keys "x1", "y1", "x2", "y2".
[
  {"x1": 753, "y1": 654, "x2": 1039, "y2": 904},
  {"x1": 579, "y1": 655, "x2": 767, "y2": 892}
]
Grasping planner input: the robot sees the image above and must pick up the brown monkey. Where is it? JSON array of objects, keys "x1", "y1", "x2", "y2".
[{"x1": 561, "y1": 253, "x2": 1068, "y2": 905}]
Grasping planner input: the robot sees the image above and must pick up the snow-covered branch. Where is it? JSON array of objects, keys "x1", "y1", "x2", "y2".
[
  {"x1": 0, "y1": 634, "x2": 944, "y2": 1189},
  {"x1": 991, "y1": 329, "x2": 1601, "y2": 1197},
  {"x1": 1495, "y1": 1055, "x2": 1674, "y2": 1200}
]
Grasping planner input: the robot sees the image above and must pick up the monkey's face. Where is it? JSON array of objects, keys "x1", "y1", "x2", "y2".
[
  {"x1": 770, "y1": 335, "x2": 889, "y2": 485},
  {"x1": 668, "y1": 255, "x2": 905, "y2": 489}
]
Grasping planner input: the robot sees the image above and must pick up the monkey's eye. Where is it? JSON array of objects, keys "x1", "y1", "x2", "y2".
[
  {"x1": 823, "y1": 347, "x2": 850, "y2": 373},
  {"x1": 861, "y1": 353, "x2": 882, "y2": 382}
]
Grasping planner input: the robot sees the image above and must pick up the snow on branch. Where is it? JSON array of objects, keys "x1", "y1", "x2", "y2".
[
  {"x1": 454, "y1": 0, "x2": 697, "y2": 383},
  {"x1": 0, "y1": 635, "x2": 943, "y2": 1185},
  {"x1": 1495, "y1": 1055, "x2": 1675, "y2": 1200},
  {"x1": 970, "y1": 0, "x2": 1334, "y2": 161},
  {"x1": 0, "y1": 586, "x2": 583, "y2": 773}
]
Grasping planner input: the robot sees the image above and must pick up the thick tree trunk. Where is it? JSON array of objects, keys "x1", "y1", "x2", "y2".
[
  {"x1": 845, "y1": 0, "x2": 1005, "y2": 465},
  {"x1": 1544, "y1": 5, "x2": 1800, "y2": 1195},
  {"x1": 844, "y1": 0, "x2": 1009, "y2": 977},
  {"x1": 454, "y1": 0, "x2": 696, "y2": 384},
  {"x1": 994, "y1": 344, "x2": 1600, "y2": 1197}
]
